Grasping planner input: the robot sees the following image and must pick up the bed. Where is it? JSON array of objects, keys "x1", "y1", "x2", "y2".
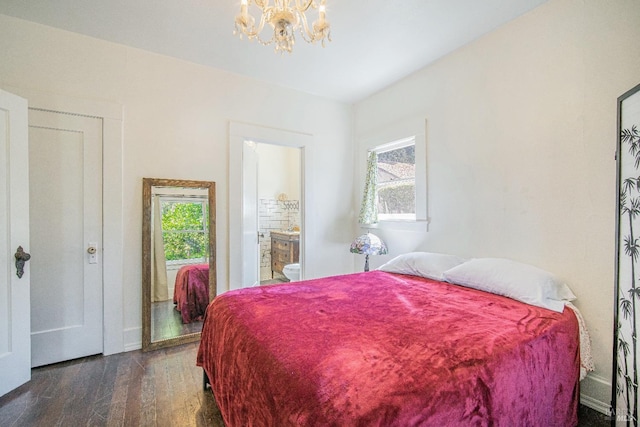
[
  {"x1": 173, "y1": 263, "x2": 209, "y2": 324},
  {"x1": 197, "y1": 255, "x2": 592, "y2": 426}
]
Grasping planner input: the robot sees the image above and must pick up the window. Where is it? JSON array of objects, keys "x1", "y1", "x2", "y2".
[
  {"x1": 160, "y1": 197, "x2": 209, "y2": 263},
  {"x1": 358, "y1": 120, "x2": 427, "y2": 231},
  {"x1": 373, "y1": 137, "x2": 416, "y2": 221}
]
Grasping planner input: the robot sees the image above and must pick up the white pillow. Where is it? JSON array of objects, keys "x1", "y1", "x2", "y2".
[
  {"x1": 442, "y1": 258, "x2": 576, "y2": 312},
  {"x1": 378, "y1": 252, "x2": 467, "y2": 281}
]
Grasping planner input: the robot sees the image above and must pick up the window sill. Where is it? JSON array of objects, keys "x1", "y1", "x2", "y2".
[{"x1": 363, "y1": 219, "x2": 429, "y2": 232}]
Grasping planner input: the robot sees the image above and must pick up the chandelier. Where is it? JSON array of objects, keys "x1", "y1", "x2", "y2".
[{"x1": 234, "y1": 0, "x2": 331, "y2": 54}]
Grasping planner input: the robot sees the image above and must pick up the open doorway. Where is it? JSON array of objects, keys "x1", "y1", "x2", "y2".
[
  {"x1": 229, "y1": 121, "x2": 309, "y2": 291},
  {"x1": 254, "y1": 143, "x2": 301, "y2": 285}
]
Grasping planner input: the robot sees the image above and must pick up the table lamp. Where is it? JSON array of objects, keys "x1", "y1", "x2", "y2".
[{"x1": 350, "y1": 232, "x2": 388, "y2": 272}]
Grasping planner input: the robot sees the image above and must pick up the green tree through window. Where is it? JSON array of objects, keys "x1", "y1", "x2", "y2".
[{"x1": 161, "y1": 199, "x2": 209, "y2": 262}]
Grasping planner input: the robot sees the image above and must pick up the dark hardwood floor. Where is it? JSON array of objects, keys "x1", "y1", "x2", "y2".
[
  {"x1": 0, "y1": 342, "x2": 610, "y2": 426},
  {"x1": 0, "y1": 343, "x2": 223, "y2": 427}
]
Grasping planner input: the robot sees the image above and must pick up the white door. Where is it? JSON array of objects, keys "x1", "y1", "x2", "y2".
[
  {"x1": 242, "y1": 141, "x2": 260, "y2": 287},
  {"x1": 0, "y1": 90, "x2": 31, "y2": 397},
  {"x1": 28, "y1": 108, "x2": 103, "y2": 367}
]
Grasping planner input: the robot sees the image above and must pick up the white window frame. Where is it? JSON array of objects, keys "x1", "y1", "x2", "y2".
[{"x1": 358, "y1": 118, "x2": 428, "y2": 232}]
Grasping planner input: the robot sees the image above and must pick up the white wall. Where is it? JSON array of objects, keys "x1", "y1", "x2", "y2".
[
  {"x1": 0, "y1": 14, "x2": 354, "y2": 351},
  {"x1": 256, "y1": 143, "x2": 300, "y2": 201},
  {"x1": 354, "y1": 0, "x2": 640, "y2": 410},
  {"x1": 2, "y1": 0, "x2": 632, "y2": 409}
]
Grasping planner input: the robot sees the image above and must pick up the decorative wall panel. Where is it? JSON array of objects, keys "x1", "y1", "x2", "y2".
[{"x1": 613, "y1": 82, "x2": 640, "y2": 426}]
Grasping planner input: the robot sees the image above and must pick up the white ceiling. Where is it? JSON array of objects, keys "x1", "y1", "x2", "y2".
[{"x1": 0, "y1": 0, "x2": 548, "y2": 103}]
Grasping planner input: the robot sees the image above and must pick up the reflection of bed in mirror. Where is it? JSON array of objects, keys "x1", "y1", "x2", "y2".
[{"x1": 173, "y1": 263, "x2": 210, "y2": 324}]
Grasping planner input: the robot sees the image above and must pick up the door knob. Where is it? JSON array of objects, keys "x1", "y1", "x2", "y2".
[
  {"x1": 14, "y1": 246, "x2": 31, "y2": 278},
  {"x1": 87, "y1": 243, "x2": 98, "y2": 264}
]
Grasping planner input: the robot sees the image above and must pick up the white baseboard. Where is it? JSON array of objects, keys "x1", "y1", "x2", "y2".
[
  {"x1": 580, "y1": 372, "x2": 612, "y2": 415},
  {"x1": 581, "y1": 393, "x2": 611, "y2": 415},
  {"x1": 123, "y1": 326, "x2": 142, "y2": 352}
]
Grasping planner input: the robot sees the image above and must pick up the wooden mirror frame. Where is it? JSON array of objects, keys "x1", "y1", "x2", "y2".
[{"x1": 142, "y1": 178, "x2": 216, "y2": 352}]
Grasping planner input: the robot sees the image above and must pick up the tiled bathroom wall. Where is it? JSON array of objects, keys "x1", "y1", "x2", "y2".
[{"x1": 258, "y1": 199, "x2": 300, "y2": 281}]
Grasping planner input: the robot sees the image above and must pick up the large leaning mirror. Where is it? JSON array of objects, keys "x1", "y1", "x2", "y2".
[{"x1": 142, "y1": 178, "x2": 216, "y2": 351}]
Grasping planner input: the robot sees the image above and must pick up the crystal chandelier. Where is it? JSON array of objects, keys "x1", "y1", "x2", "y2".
[{"x1": 234, "y1": 0, "x2": 331, "y2": 54}]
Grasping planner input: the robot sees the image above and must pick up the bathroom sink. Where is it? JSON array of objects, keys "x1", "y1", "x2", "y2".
[{"x1": 276, "y1": 230, "x2": 300, "y2": 235}]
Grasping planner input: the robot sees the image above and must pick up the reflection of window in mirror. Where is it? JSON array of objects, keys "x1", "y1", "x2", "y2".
[{"x1": 159, "y1": 197, "x2": 209, "y2": 265}]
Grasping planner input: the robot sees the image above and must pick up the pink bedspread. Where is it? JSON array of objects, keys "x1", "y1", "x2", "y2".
[
  {"x1": 173, "y1": 263, "x2": 209, "y2": 324},
  {"x1": 197, "y1": 271, "x2": 580, "y2": 426}
]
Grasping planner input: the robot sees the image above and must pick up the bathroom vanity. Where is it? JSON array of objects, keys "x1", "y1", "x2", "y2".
[{"x1": 270, "y1": 231, "x2": 299, "y2": 277}]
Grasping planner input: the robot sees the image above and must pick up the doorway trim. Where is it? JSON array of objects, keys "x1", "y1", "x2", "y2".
[
  {"x1": 7, "y1": 86, "x2": 124, "y2": 355},
  {"x1": 229, "y1": 121, "x2": 311, "y2": 292}
]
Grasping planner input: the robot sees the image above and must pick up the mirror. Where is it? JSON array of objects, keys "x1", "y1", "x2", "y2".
[{"x1": 142, "y1": 178, "x2": 216, "y2": 351}]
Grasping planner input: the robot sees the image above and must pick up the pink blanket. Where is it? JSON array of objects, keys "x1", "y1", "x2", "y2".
[
  {"x1": 173, "y1": 263, "x2": 209, "y2": 324},
  {"x1": 197, "y1": 271, "x2": 579, "y2": 426}
]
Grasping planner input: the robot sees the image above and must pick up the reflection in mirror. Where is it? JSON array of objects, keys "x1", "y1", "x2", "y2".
[{"x1": 142, "y1": 178, "x2": 216, "y2": 352}]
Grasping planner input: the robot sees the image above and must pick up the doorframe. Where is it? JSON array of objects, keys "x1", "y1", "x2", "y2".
[
  {"x1": 229, "y1": 121, "x2": 311, "y2": 292},
  {"x1": 7, "y1": 86, "x2": 124, "y2": 355}
]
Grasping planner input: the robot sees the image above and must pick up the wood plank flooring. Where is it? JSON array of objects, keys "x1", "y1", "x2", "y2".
[
  {"x1": 0, "y1": 342, "x2": 610, "y2": 426},
  {"x1": 0, "y1": 343, "x2": 223, "y2": 427}
]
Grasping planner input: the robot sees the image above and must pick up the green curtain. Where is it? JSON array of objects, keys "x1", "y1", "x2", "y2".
[{"x1": 358, "y1": 151, "x2": 378, "y2": 224}]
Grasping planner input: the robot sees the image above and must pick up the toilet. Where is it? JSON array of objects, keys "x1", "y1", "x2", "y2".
[{"x1": 283, "y1": 263, "x2": 300, "y2": 282}]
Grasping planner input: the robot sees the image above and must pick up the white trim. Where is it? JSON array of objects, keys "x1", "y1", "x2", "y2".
[
  {"x1": 370, "y1": 136, "x2": 415, "y2": 154},
  {"x1": 229, "y1": 121, "x2": 311, "y2": 292},
  {"x1": 4, "y1": 86, "x2": 122, "y2": 120},
  {"x1": 123, "y1": 327, "x2": 142, "y2": 352},
  {"x1": 378, "y1": 214, "x2": 416, "y2": 221},
  {"x1": 7, "y1": 86, "x2": 124, "y2": 355},
  {"x1": 580, "y1": 393, "x2": 611, "y2": 416},
  {"x1": 363, "y1": 220, "x2": 429, "y2": 232},
  {"x1": 579, "y1": 372, "x2": 613, "y2": 416}
]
